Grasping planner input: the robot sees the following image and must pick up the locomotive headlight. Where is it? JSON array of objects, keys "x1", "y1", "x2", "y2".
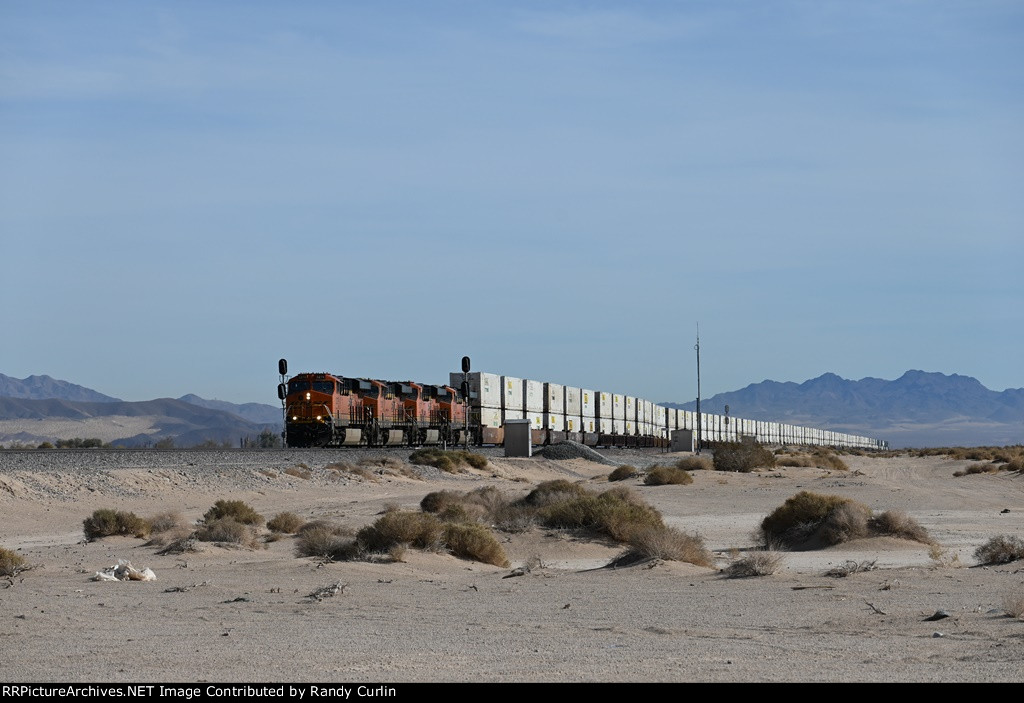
[
  {"x1": 316, "y1": 415, "x2": 322, "y2": 421},
  {"x1": 306, "y1": 392, "x2": 311, "y2": 400},
  {"x1": 292, "y1": 416, "x2": 298, "y2": 421}
]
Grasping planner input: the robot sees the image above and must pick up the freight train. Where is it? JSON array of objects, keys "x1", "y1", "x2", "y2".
[{"x1": 277, "y1": 361, "x2": 887, "y2": 451}]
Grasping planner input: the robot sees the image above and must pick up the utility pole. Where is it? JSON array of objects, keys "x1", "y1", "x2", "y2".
[{"x1": 694, "y1": 325, "x2": 702, "y2": 455}]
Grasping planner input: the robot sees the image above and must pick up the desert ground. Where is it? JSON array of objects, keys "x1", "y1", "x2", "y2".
[{"x1": 1, "y1": 446, "x2": 1022, "y2": 683}]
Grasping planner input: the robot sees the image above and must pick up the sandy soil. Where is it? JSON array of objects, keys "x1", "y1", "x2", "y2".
[{"x1": 1, "y1": 449, "x2": 1022, "y2": 683}]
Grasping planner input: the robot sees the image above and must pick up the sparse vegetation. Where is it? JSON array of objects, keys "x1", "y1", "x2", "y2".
[
  {"x1": 267, "y1": 512, "x2": 306, "y2": 534},
  {"x1": 83, "y1": 509, "x2": 151, "y2": 540},
  {"x1": 760, "y1": 491, "x2": 932, "y2": 550},
  {"x1": 712, "y1": 442, "x2": 776, "y2": 472},
  {"x1": 533, "y1": 485, "x2": 665, "y2": 542},
  {"x1": 675, "y1": 456, "x2": 713, "y2": 472},
  {"x1": 356, "y1": 511, "x2": 445, "y2": 553},
  {"x1": 643, "y1": 465, "x2": 693, "y2": 486},
  {"x1": 442, "y1": 523, "x2": 509, "y2": 567},
  {"x1": 608, "y1": 465, "x2": 638, "y2": 482},
  {"x1": 194, "y1": 518, "x2": 262, "y2": 548},
  {"x1": 723, "y1": 550, "x2": 784, "y2": 578},
  {"x1": 616, "y1": 526, "x2": 713, "y2": 567},
  {"x1": 284, "y1": 465, "x2": 312, "y2": 480},
  {"x1": 202, "y1": 500, "x2": 264, "y2": 526},
  {"x1": 1003, "y1": 591, "x2": 1024, "y2": 619},
  {"x1": 295, "y1": 523, "x2": 359, "y2": 561},
  {"x1": 409, "y1": 448, "x2": 488, "y2": 472},
  {"x1": 144, "y1": 511, "x2": 192, "y2": 547},
  {"x1": 974, "y1": 535, "x2": 1024, "y2": 565},
  {"x1": 0, "y1": 547, "x2": 28, "y2": 576}
]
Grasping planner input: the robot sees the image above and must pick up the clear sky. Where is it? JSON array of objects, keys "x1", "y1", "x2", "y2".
[{"x1": 2, "y1": 1, "x2": 1021, "y2": 405}]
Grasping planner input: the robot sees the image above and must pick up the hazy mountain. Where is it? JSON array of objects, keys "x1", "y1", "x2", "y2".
[
  {"x1": 666, "y1": 370, "x2": 1024, "y2": 448},
  {"x1": 0, "y1": 373, "x2": 121, "y2": 403},
  {"x1": 178, "y1": 394, "x2": 282, "y2": 425},
  {"x1": 0, "y1": 397, "x2": 280, "y2": 448}
]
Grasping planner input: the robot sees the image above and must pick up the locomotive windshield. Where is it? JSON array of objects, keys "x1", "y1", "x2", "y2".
[
  {"x1": 312, "y1": 380, "x2": 335, "y2": 394},
  {"x1": 288, "y1": 379, "x2": 310, "y2": 395}
]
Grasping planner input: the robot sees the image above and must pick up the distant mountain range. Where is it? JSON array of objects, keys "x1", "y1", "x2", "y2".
[
  {"x1": 1, "y1": 370, "x2": 1021, "y2": 448},
  {"x1": 666, "y1": 370, "x2": 1024, "y2": 448},
  {"x1": 0, "y1": 373, "x2": 281, "y2": 447}
]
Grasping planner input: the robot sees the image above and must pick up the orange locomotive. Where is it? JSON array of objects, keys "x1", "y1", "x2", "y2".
[{"x1": 280, "y1": 371, "x2": 472, "y2": 448}]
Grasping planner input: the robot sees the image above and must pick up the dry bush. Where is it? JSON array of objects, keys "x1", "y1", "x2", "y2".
[
  {"x1": 358, "y1": 456, "x2": 405, "y2": 470},
  {"x1": 618, "y1": 526, "x2": 713, "y2": 567},
  {"x1": 356, "y1": 511, "x2": 444, "y2": 553},
  {"x1": 202, "y1": 500, "x2": 264, "y2": 526},
  {"x1": 443, "y1": 523, "x2": 510, "y2": 567},
  {"x1": 295, "y1": 524, "x2": 360, "y2": 561},
  {"x1": 644, "y1": 465, "x2": 693, "y2": 486},
  {"x1": 974, "y1": 535, "x2": 1024, "y2": 565},
  {"x1": 776, "y1": 455, "x2": 815, "y2": 467},
  {"x1": 194, "y1": 517, "x2": 261, "y2": 548},
  {"x1": 83, "y1": 509, "x2": 151, "y2": 540},
  {"x1": 723, "y1": 550, "x2": 784, "y2": 578},
  {"x1": 329, "y1": 462, "x2": 377, "y2": 481},
  {"x1": 1003, "y1": 591, "x2": 1024, "y2": 619},
  {"x1": 267, "y1": 512, "x2": 306, "y2": 534},
  {"x1": 811, "y1": 448, "x2": 849, "y2": 471},
  {"x1": 420, "y1": 490, "x2": 465, "y2": 514},
  {"x1": 675, "y1": 456, "x2": 713, "y2": 472},
  {"x1": 491, "y1": 504, "x2": 536, "y2": 533},
  {"x1": 817, "y1": 501, "x2": 871, "y2": 545},
  {"x1": 536, "y1": 486, "x2": 664, "y2": 542},
  {"x1": 712, "y1": 442, "x2": 776, "y2": 472},
  {"x1": 760, "y1": 491, "x2": 870, "y2": 549},
  {"x1": 869, "y1": 510, "x2": 934, "y2": 544},
  {"x1": 408, "y1": 449, "x2": 487, "y2": 473},
  {"x1": 148, "y1": 511, "x2": 188, "y2": 534},
  {"x1": 520, "y1": 479, "x2": 590, "y2": 507},
  {"x1": 608, "y1": 465, "x2": 638, "y2": 482},
  {"x1": 284, "y1": 466, "x2": 312, "y2": 480},
  {"x1": 0, "y1": 547, "x2": 28, "y2": 577}
]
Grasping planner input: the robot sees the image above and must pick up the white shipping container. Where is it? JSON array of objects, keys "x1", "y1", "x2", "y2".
[
  {"x1": 564, "y1": 387, "x2": 582, "y2": 416},
  {"x1": 524, "y1": 380, "x2": 544, "y2": 412},
  {"x1": 612, "y1": 418, "x2": 624, "y2": 434},
  {"x1": 596, "y1": 392, "x2": 613, "y2": 420},
  {"x1": 502, "y1": 408, "x2": 524, "y2": 422},
  {"x1": 501, "y1": 376, "x2": 524, "y2": 412},
  {"x1": 581, "y1": 389, "x2": 595, "y2": 418},
  {"x1": 527, "y1": 411, "x2": 544, "y2": 429},
  {"x1": 599, "y1": 417, "x2": 612, "y2": 434},
  {"x1": 479, "y1": 406, "x2": 502, "y2": 428},
  {"x1": 613, "y1": 394, "x2": 624, "y2": 421},
  {"x1": 544, "y1": 383, "x2": 564, "y2": 414},
  {"x1": 543, "y1": 412, "x2": 564, "y2": 432},
  {"x1": 450, "y1": 371, "x2": 503, "y2": 407},
  {"x1": 582, "y1": 417, "x2": 597, "y2": 433},
  {"x1": 625, "y1": 397, "x2": 636, "y2": 424}
]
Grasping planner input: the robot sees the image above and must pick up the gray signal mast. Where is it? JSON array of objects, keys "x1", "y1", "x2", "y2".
[{"x1": 694, "y1": 325, "x2": 702, "y2": 455}]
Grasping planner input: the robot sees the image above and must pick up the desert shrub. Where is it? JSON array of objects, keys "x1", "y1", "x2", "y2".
[
  {"x1": 760, "y1": 491, "x2": 870, "y2": 549},
  {"x1": 712, "y1": 442, "x2": 776, "y2": 472},
  {"x1": 1003, "y1": 591, "x2": 1024, "y2": 619},
  {"x1": 491, "y1": 504, "x2": 537, "y2": 533},
  {"x1": 408, "y1": 449, "x2": 487, "y2": 473},
  {"x1": 520, "y1": 479, "x2": 590, "y2": 507},
  {"x1": 817, "y1": 501, "x2": 871, "y2": 545},
  {"x1": 147, "y1": 511, "x2": 188, "y2": 534},
  {"x1": 356, "y1": 511, "x2": 444, "y2": 553},
  {"x1": 0, "y1": 547, "x2": 28, "y2": 576},
  {"x1": 811, "y1": 448, "x2": 849, "y2": 471},
  {"x1": 194, "y1": 517, "x2": 261, "y2": 548},
  {"x1": 267, "y1": 512, "x2": 306, "y2": 534},
  {"x1": 619, "y1": 526, "x2": 713, "y2": 566},
  {"x1": 442, "y1": 523, "x2": 509, "y2": 567},
  {"x1": 723, "y1": 550, "x2": 784, "y2": 578},
  {"x1": 675, "y1": 456, "x2": 713, "y2": 472},
  {"x1": 420, "y1": 490, "x2": 465, "y2": 514},
  {"x1": 284, "y1": 466, "x2": 312, "y2": 480},
  {"x1": 537, "y1": 487, "x2": 664, "y2": 542},
  {"x1": 295, "y1": 524, "x2": 361, "y2": 561},
  {"x1": 202, "y1": 500, "x2": 264, "y2": 526},
  {"x1": 974, "y1": 535, "x2": 1024, "y2": 565},
  {"x1": 644, "y1": 465, "x2": 693, "y2": 486},
  {"x1": 608, "y1": 465, "x2": 638, "y2": 482},
  {"x1": 83, "y1": 509, "x2": 151, "y2": 540},
  {"x1": 776, "y1": 455, "x2": 815, "y2": 467},
  {"x1": 868, "y1": 510, "x2": 933, "y2": 544}
]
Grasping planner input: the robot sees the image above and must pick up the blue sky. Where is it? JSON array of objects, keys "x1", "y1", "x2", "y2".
[{"x1": 2, "y1": 1, "x2": 1021, "y2": 405}]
